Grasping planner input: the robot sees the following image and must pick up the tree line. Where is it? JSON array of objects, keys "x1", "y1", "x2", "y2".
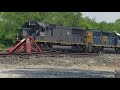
[{"x1": 0, "y1": 12, "x2": 120, "y2": 48}]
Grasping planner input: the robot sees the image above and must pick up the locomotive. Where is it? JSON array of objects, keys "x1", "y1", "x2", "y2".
[{"x1": 17, "y1": 21, "x2": 120, "y2": 53}]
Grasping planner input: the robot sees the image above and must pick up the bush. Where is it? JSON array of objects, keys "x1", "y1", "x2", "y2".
[{"x1": 0, "y1": 44, "x2": 6, "y2": 49}]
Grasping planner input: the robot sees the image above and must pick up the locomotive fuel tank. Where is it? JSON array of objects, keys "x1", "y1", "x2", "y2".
[
  {"x1": 103, "y1": 48, "x2": 116, "y2": 53},
  {"x1": 52, "y1": 45, "x2": 72, "y2": 51}
]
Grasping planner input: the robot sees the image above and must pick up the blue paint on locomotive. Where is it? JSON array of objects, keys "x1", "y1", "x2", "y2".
[
  {"x1": 109, "y1": 32, "x2": 116, "y2": 45},
  {"x1": 90, "y1": 30, "x2": 117, "y2": 46},
  {"x1": 90, "y1": 29, "x2": 102, "y2": 45}
]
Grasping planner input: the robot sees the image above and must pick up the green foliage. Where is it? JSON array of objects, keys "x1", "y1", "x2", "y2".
[
  {"x1": 0, "y1": 12, "x2": 120, "y2": 48},
  {"x1": 0, "y1": 44, "x2": 6, "y2": 49}
]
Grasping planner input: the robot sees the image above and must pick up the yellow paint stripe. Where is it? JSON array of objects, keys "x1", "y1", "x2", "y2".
[{"x1": 36, "y1": 40, "x2": 49, "y2": 42}]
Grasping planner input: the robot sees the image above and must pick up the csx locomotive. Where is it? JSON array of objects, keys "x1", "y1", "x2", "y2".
[{"x1": 17, "y1": 21, "x2": 120, "y2": 53}]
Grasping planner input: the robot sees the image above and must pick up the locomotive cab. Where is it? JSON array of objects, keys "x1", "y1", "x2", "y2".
[{"x1": 17, "y1": 21, "x2": 46, "y2": 40}]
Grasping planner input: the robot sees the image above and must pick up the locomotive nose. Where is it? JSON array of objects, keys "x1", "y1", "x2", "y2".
[
  {"x1": 21, "y1": 21, "x2": 41, "y2": 36},
  {"x1": 22, "y1": 21, "x2": 40, "y2": 31}
]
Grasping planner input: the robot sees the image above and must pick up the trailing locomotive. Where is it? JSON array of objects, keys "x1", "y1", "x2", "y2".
[{"x1": 17, "y1": 21, "x2": 120, "y2": 53}]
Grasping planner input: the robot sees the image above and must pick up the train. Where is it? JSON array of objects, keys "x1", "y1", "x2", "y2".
[{"x1": 17, "y1": 21, "x2": 120, "y2": 53}]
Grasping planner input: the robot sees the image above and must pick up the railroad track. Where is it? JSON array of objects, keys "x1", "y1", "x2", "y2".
[{"x1": 0, "y1": 50, "x2": 100, "y2": 58}]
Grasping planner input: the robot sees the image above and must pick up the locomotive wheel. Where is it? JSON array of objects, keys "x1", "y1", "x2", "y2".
[
  {"x1": 115, "y1": 48, "x2": 120, "y2": 54},
  {"x1": 92, "y1": 47, "x2": 101, "y2": 53},
  {"x1": 40, "y1": 43, "x2": 52, "y2": 51}
]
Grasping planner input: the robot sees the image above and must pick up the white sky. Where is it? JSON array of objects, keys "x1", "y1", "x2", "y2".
[{"x1": 81, "y1": 12, "x2": 120, "y2": 23}]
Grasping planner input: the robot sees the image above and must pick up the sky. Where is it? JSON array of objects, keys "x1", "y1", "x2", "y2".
[{"x1": 81, "y1": 12, "x2": 120, "y2": 23}]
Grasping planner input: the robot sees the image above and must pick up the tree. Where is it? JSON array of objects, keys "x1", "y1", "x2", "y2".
[{"x1": 0, "y1": 12, "x2": 120, "y2": 48}]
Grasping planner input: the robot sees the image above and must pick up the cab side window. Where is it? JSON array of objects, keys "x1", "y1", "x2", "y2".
[
  {"x1": 41, "y1": 27, "x2": 45, "y2": 32},
  {"x1": 51, "y1": 28, "x2": 53, "y2": 36}
]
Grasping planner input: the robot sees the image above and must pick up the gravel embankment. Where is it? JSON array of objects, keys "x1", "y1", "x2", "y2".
[
  {"x1": 0, "y1": 54, "x2": 119, "y2": 69},
  {"x1": 0, "y1": 54, "x2": 120, "y2": 78}
]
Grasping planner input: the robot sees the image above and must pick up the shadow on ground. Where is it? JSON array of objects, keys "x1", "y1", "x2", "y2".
[{"x1": 2, "y1": 68, "x2": 116, "y2": 78}]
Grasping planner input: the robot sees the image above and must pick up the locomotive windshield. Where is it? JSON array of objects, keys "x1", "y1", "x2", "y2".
[{"x1": 21, "y1": 21, "x2": 45, "y2": 37}]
